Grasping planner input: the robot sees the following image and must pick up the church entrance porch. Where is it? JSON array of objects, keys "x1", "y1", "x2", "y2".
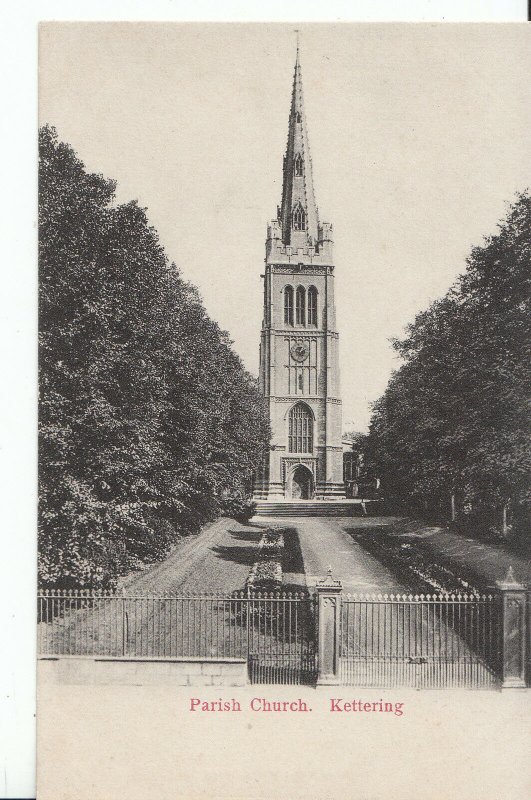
[{"x1": 287, "y1": 464, "x2": 314, "y2": 500}]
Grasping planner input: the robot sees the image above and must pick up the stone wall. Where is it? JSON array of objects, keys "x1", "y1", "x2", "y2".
[{"x1": 38, "y1": 656, "x2": 248, "y2": 687}]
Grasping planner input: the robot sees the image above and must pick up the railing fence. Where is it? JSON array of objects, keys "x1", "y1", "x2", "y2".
[
  {"x1": 37, "y1": 590, "x2": 316, "y2": 685},
  {"x1": 38, "y1": 578, "x2": 527, "y2": 689}
]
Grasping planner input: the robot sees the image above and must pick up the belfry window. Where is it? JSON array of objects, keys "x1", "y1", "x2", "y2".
[
  {"x1": 307, "y1": 286, "x2": 317, "y2": 326},
  {"x1": 294, "y1": 153, "x2": 303, "y2": 177},
  {"x1": 284, "y1": 285, "x2": 294, "y2": 326},
  {"x1": 288, "y1": 403, "x2": 313, "y2": 453},
  {"x1": 296, "y1": 286, "x2": 306, "y2": 325},
  {"x1": 292, "y1": 203, "x2": 306, "y2": 231}
]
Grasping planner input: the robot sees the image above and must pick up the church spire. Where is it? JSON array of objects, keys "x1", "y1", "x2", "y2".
[{"x1": 279, "y1": 43, "x2": 319, "y2": 247}]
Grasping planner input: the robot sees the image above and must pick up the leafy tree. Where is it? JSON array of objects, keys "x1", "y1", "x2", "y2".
[
  {"x1": 366, "y1": 193, "x2": 531, "y2": 537},
  {"x1": 39, "y1": 126, "x2": 270, "y2": 588}
]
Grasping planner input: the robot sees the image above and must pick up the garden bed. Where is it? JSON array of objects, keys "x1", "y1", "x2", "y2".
[
  {"x1": 246, "y1": 559, "x2": 283, "y2": 592},
  {"x1": 348, "y1": 528, "x2": 485, "y2": 594},
  {"x1": 245, "y1": 528, "x2": 287, "y2": 591}
]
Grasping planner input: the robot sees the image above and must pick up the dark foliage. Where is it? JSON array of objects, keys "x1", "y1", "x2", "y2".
[
  {"x1": 366, "y1": 193, "x2": 531, "y2": 539},
  {"x1": 219, "y1": 496, "x2": 257, "y2": 524},
  {"x1": 39, "y1": 126, "x2": 270, "y2": 588}
]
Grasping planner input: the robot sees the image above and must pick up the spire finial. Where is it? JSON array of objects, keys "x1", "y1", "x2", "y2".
[
  {"x1": 504, "y1": 565, "x2": 518, "y2": 584},
  {"x1": 278, "y1": 32, "x2": 319, "y2": 247},
  {"x1": 496, "y1": 564, "x2": 524, "y2": 590}
]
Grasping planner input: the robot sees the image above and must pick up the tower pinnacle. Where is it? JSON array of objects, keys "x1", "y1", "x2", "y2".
[
  {"x1": 256, "y1": 44, "x2": 344, "y2": 501},
  {"x1": 279, "y1": 45, "x2": 319, "y2": 247}
]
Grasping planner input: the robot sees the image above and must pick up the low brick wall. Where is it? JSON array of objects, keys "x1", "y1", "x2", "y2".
[{"x1": 38, "y1": 656, "x2": 248, "y2": 686}]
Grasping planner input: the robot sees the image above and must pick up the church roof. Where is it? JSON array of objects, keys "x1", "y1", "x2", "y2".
[{"x1": 279, "y1": 45, "x2": 320, "y2": 247}]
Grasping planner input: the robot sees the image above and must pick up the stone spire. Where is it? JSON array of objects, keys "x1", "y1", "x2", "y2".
[{"x1": 279, "y1": 44, "x2": 320, "y2": 248}]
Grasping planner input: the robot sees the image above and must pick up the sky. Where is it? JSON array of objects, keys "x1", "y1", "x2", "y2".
[{"x1": 39, "y1": 22, "x2": 531, "y2": 431}]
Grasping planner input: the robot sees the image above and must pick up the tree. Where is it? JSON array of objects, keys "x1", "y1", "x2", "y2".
[
  {"x1": 366, "y1": 193, "x2": 531, "y2": 537},
  {"x1": 39, "y1": 126, "x2": 270, "y2": 587}
]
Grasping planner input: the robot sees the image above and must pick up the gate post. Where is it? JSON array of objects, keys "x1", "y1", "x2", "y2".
[
  {"x1": 121, "y1": 587, "x2": 128, "y2": 658},
  {"x1": 496, "y1": 567, "x2": 527, "y2": 689},
  {"x1": 315, "y1": 568, "x2": 342, "y2": 685}
]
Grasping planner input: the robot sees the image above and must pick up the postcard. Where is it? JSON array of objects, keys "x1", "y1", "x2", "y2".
[{"x1": 37, "y1": 22, "x2": 530, "y2": 799}]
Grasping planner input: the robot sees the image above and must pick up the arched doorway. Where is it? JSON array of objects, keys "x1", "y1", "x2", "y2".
[{"x1": 288, "y1": 464, "x2": 314, "y2": 500}]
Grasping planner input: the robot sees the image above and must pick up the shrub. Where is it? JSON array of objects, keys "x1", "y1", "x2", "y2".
[
  {"x1": 246, "y1": 559, "x2": 282, "y2": 591},
  {"x1": 220, "y1": 495, "x2": 256, "y2": 523},
  {"x1": 259, "y1": 529, "x2": 285, "y2": 559}
]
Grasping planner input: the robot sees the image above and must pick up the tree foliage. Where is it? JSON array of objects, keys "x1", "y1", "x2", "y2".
[
  {"x1": 39, "y1": 126, "x2": 270, "y2": 588},
  {"x1": 366, "y1": 193, "x2": 531, "y2": 535}
]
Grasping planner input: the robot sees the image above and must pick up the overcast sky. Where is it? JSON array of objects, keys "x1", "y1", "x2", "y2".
[{"x1": 39, "y1": 23, "x2": 531, "y2": 431}]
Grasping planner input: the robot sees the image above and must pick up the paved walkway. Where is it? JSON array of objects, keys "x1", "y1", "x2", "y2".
[{"x1": 254, "y1": 515, "x2": 407, "y2": 594}]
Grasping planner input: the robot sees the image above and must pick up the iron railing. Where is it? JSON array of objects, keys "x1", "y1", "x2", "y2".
[
  {"x1": 37, "y1": 590, "x2": 316, "y2": 685},
  {"x1": 38, "y1": 589, "x2": 505, "y2": 688},
  {"x1": 340, "y1": 592, "x2": 502, "y2": 689}
]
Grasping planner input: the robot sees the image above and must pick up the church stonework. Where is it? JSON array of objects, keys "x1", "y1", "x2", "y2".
[{"x1": 254, "y1": 49, "x2": 344, "y2": 500}]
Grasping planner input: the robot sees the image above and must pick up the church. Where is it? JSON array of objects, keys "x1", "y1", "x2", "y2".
[{"x1": 254, "y1": 47, "x2": 344, "y2": 501}]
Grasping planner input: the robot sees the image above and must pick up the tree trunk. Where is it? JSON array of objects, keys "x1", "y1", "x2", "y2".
[{"x1": 502, "y1": 503, "x2": 508, "y2": 537}]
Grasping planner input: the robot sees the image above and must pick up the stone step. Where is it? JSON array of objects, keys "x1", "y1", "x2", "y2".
[{"x1": 253, "y1": 501, "x2": 371, "y2": 517}]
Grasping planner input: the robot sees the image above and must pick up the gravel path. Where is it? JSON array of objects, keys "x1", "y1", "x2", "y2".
[
  {"x1": 121, "y1": 516, "x2": 410, "y2": 596},
  {"x1": 120, "y1": 513, "x2": 527, "y2": 596},
  {"x1": 120, "y1": 518, "x2": 268, "y2": 594}
]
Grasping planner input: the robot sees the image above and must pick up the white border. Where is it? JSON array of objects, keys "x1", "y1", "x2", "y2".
[{"x1": 0, "y1": 2, "x2": 527, "y2": 797}]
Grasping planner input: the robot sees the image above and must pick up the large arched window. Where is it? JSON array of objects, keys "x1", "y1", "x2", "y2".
[
  {"x1": 307, "y1": 286, "x2": 317, "y2": 326},
  {"x1": 288, "y1": 403, "x2": 313, "y2": 453},
  {"x1": 295, "y1": 286, "x2": 306, "y2": 325},
  {"x1": 294, "y1": 153, "x2": 303, "y2": 177},
  {"x1": 284, "y1": 285, "x2": 294, "y2": 326},
  {"x1": 292, "y1": 203, "x2": 306, "y2": 231}
]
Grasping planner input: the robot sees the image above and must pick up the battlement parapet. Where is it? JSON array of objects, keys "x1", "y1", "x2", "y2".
[{"x1": 266, "y1": 219, "x2": 334, "y2": 264}]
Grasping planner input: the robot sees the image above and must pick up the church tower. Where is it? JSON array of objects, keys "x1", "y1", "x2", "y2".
[{"x1": 254, "y1": 47, "x2": 344, "y2": 500}]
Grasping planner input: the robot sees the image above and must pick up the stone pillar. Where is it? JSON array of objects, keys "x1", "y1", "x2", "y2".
[
  {"x1": 121, "y1": 587, "x2": 128, "y2": 657},
  {"x1": 315, "y1": 568, "x2": 342, "y2": 685},
  {"x1": 496, "y1": 566, "x2": 527, "y2": 689}
]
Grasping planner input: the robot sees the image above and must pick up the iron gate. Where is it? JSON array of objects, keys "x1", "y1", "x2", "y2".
[
  {"x1": 339, "y1": 593, "x2": 502, "y2": 689},
  {"x1": 247, "y1": 592, "x2": 316, "y2": 684}
]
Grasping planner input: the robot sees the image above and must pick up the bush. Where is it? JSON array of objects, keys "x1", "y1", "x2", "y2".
[
  {"x1": 219, "y1": 495, "x2": 256, "y2": 523},
  {"x1": 259, "y1": 529, "x2": 285, "y2": 559}
]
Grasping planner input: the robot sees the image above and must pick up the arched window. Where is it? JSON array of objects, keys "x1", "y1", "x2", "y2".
[
  {"x1": 295, "y1": 111, "x2": 302, "y2": 124},
  {"x1": 295, "y1": 286, "x2": 306, "y2": 325},
  {"x1": 289, "y1": 403, "x2": 313, "y2": 453},
  {"x1": 284, "y1": 285, "x2": 294, "y2": 326},
  {"x1": 292, "y1": 203, "x2": 306, "y2": 231},
  {"x1": 307, "y1": 286, "x2": 317, "y2": 326},
  {"x1": 294, "y1": 153, "x2": 303, "y2": 177}
]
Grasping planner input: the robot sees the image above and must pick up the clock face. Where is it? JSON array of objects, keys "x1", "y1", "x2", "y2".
[{"x1": 290, "y1": 341, "x2": 309, "y2": 362}]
